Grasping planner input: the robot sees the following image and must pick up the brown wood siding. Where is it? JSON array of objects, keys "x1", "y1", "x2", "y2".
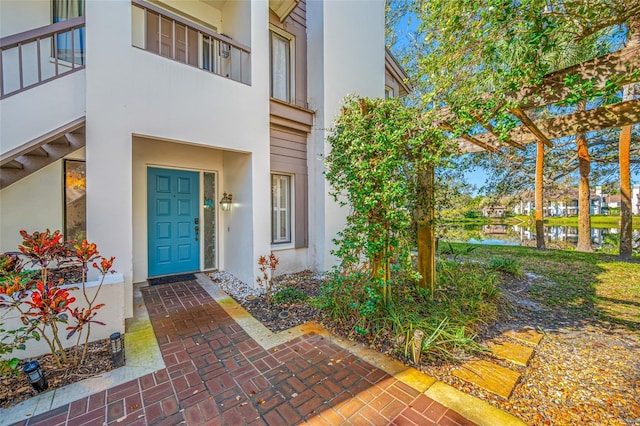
[
  {"x1": 269, "y1": 0, "x2": 307, "y2": 108},
  {"x1": 270, "y1": 125, "x2": 308, "y2": 248}
]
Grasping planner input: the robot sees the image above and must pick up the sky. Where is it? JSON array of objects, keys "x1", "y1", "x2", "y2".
[{"x1": 464, "y1": 169, "x2": 488, "y2": 194}]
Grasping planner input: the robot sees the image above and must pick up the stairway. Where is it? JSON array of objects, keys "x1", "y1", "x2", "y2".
[
  {"x1": 452, "y1": 328, "x2": 544, "y2": 399},
  {"x1": 0, "y1": 118, "x2": 85, "y2": 189}
]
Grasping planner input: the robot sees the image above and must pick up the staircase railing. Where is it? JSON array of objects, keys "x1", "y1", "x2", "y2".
[{"x1": 0, "y1": 16, "x2": 86, "y2": 99}]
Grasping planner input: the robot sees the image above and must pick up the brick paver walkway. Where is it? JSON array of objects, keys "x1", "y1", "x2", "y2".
[{"x1": 11, "y1": 279, "x2": 474, "y2": 425}]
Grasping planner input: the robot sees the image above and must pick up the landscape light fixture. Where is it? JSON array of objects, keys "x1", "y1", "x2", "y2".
[
  {"x1": 220, "y1": 193, "x2": 233, "y2": 211},
  {"x1": 23, "y1": 361, "x2": 48, "y2": 392},
  {"x1": 110, "y1": 332, "x2": 125, "y2": 367}
]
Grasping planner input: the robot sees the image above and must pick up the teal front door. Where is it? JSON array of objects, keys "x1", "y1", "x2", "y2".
[{"x1": 147, "y1": 167, "x2": 200, "y2": 277}]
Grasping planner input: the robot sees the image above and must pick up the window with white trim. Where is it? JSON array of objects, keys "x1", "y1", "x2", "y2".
[
  {"x1": 270, "y1": 29, "x2": 294, "y2": 103},
  {"x1": 271, "y1": 174, "x2": 292, "y2": 244}
]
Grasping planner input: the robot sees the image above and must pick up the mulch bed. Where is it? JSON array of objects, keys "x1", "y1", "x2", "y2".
[
  {"x1": 225, "y1": 269, "x2": 640, "y2": 425},
  {"x1": 1, "y1": 266, "x2": 117, "y2": 410},
  {"x1": 236, "y1": 270, "x2": 322, "y2": 332},
  {"x1": 0, "y1": 340, "x2": 114, "y2": 409}
]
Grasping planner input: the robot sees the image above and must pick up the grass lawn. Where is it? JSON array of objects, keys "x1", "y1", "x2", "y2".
[{"x1": 445, "y1": 243, "x2": 640, "y2": 332}]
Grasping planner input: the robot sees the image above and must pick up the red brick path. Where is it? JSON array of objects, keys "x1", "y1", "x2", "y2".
[{"x1": 10, "y1": 279, "x2": 474, "y2": 425}]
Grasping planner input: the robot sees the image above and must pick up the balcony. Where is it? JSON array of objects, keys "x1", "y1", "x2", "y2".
[
  {"x1": 0, "y1": 16, "x2": 85, "y2": 99},
  {"x1": 131, "y1": 0, "x2": 251, "y2": 85}
]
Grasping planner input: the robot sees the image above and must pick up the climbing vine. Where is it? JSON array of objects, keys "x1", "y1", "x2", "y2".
[{"x1": 325, "y1": 96, "x2": 453, "y2": 300}]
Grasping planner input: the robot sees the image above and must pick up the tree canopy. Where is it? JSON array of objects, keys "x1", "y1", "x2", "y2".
[{"x1": 387, "y1": 0, "x2": 639, "y2": 195}]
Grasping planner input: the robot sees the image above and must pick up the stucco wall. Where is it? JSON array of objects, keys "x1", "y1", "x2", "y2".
[
  {"x1": 0, "y1": 0, "x2": 50, "y2": 37},
  {"x1": 0, "y1": 274, "x2": 125, "y2": 360},
  {"x1": 84, "y1": 0, "x2": 270, "y2": 316},
  {"x1": 0, "y1": 0, "x2": 85, "y2": 150},
  {"x1": 0, "y1": 149, "x2": 85, "y2": 253},
  {"x1": 307, "y1": 0, "x2": 385, "y2": 272},
  {"x1": 131, "y1": 137, "x2": 226, "y2": 283}
]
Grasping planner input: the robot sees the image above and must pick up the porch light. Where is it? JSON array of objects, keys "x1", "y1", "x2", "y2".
[
  {"x1": 220, "y1": 193, "x2": 233, "y2": 211},
  {"x1": 23, "y1": 361, "x2": 48, "y2": 392},
  {"x1": 110, "y1": 332, "x2": 125, "y2": 367}
]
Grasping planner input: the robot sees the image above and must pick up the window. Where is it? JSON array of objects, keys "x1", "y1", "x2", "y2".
[
  {"x1": 203, "y1": 172, "x2": 217, "y2": 269},
  {"x1": 271, "y1": 174, "x2": 292, "y2": 244},
  {"x1": 385, "y1": 86, "x2": 394, "y2": 99},
  {"x1": 270, "y1": 29, "x2": 294, "y2": 102},
  {"x1": 52, "y1": 0, "x2": 85, "y2": 65},
  {"x1": 202, "y1": 36, "x2": 216, "y2": 72},
  {"x1": 64, "y1": 160, "x2": 86, "y2": 241}
]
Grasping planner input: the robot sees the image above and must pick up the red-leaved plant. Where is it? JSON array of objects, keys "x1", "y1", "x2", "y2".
[
  {"x1": 256, "y1": 253, "x2": 279, "y2": 306},
  {"x1": 0, "y1": 230, "x2": 115, "y2": 368}
]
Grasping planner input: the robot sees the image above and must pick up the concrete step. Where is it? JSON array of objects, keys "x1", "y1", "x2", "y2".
[
  {"x1": 488, "y1": 342, "x2": 535, "y2": 367},
  {"x1": 452, "y1": 359, "x2": 521, "y2": 399},
  {"x1": 502, "y1": 329, "x2": 544, "y2": 346}
]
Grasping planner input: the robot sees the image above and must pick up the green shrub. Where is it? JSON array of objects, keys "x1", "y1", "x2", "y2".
[
  {"x1": 316, "y1": 272, "x2": 385, "y2": 335},
  {"x1": 317, "y1": 261, "x2": 503, "y2": 361},
  {"x1": 438, "y1": 242, "x2": 477, "y2": 261},
  {"x1": 272, "y1": 287, "x2": 308, "y2": 305},
  {"x1": 487, "y1": 257, "x2": 524, "y2": 278}
]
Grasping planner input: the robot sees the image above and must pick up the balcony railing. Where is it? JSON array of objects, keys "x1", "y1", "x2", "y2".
[
  {"x1": 132, "y1": 0, "x2": 251, "y2": 85},
  {"x1": 0, "y1": 16, "x2": 86, "y2": 99}
]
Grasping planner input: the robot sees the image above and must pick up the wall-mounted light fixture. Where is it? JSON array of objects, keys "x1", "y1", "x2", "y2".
[
  {"x1": 220, "y1": 193, "x2": 233, "y2": 211},
  {"x1": 110, "y1": 332, "x2": 125, "y2": 367},
  {"x1": 23, "y1": 361, "x2": 48, "y2": 392}
]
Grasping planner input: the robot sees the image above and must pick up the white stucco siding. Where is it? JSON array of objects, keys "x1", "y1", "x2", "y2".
[
  {"x1": 0, "y1": 275, "x2": 125, "y2": 359},
  {"x1": 0, "y1": 149, "x2": 85, "y2": 253},
  {"x1": 0, "y1": 72, "x2": 86, "y2": 155},
  {"x1": 307, "y1": 0, "x2": 385, "y2": 272},
  {"x1": 0, "y1": 0, "x2": 85, "y2": 151},
  {"x1": 273, "y1": 247, "x2": 310, "y2": 275},
  {"x1": 0, "y1": 0, "x2": 50, "y2": 37},
  {"x1": 84, "y1": 1, "x2": 270, "y2": 316},
  {"x1": 0, "y1": 161, "x2": 63, "y2": 252},
  {"x1": 159, "y1": 0, "x2": 223, "y2": 32}
]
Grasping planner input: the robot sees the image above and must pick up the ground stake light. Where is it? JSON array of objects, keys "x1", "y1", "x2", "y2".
[
  {"x1": 23, "y1": 361, "x2": 48, "y2": 392},
  {"x1": 110, "y1": 332, "x2": 125, "y2": 367}
]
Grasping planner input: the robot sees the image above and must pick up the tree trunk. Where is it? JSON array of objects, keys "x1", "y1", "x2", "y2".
[
  {"x1": 576, "y1": 99, "x2": 593, "y2": 252},
  {"x1": 417, "y1": 166, "x2": 435, "y2": 295},
  {"x1": 619, "y1": 121, "x2": 633, "y2": 259},
  {"x1": 619, "y1": 18, "x2": 639, "y2": 259},
  {"x1": 535, "y1": 140, "x2": 545, "y2": 249}
]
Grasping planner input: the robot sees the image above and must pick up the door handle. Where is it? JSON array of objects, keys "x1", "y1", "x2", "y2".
[{"x1": 195, "y1": 225, "x2": 199, "y2": 241}]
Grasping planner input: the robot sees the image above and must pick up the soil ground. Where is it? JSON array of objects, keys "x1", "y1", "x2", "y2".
[{"x1": 1, "y1": 266, "x2": 115, "y2": 409}]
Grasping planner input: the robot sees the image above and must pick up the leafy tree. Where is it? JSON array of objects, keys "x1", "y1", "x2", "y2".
[
  {"x1": 325, "y1": 96, "x2": 452, "y2": 296},
  {"x1": 387, "y1": 0, "x2": 639, "y2": 254}
]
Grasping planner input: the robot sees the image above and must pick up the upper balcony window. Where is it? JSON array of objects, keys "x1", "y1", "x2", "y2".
[
  {"x1": 53, "y1": 0, "x2": 85, "y2": 65},
  {"x1": 270, "y1": 28, "x2": 294, "y2": 103}
]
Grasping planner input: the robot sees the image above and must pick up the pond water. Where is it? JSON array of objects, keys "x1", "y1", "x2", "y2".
[{"x1": 439, "y1": 223, "x2": 640, "y2": 251}]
